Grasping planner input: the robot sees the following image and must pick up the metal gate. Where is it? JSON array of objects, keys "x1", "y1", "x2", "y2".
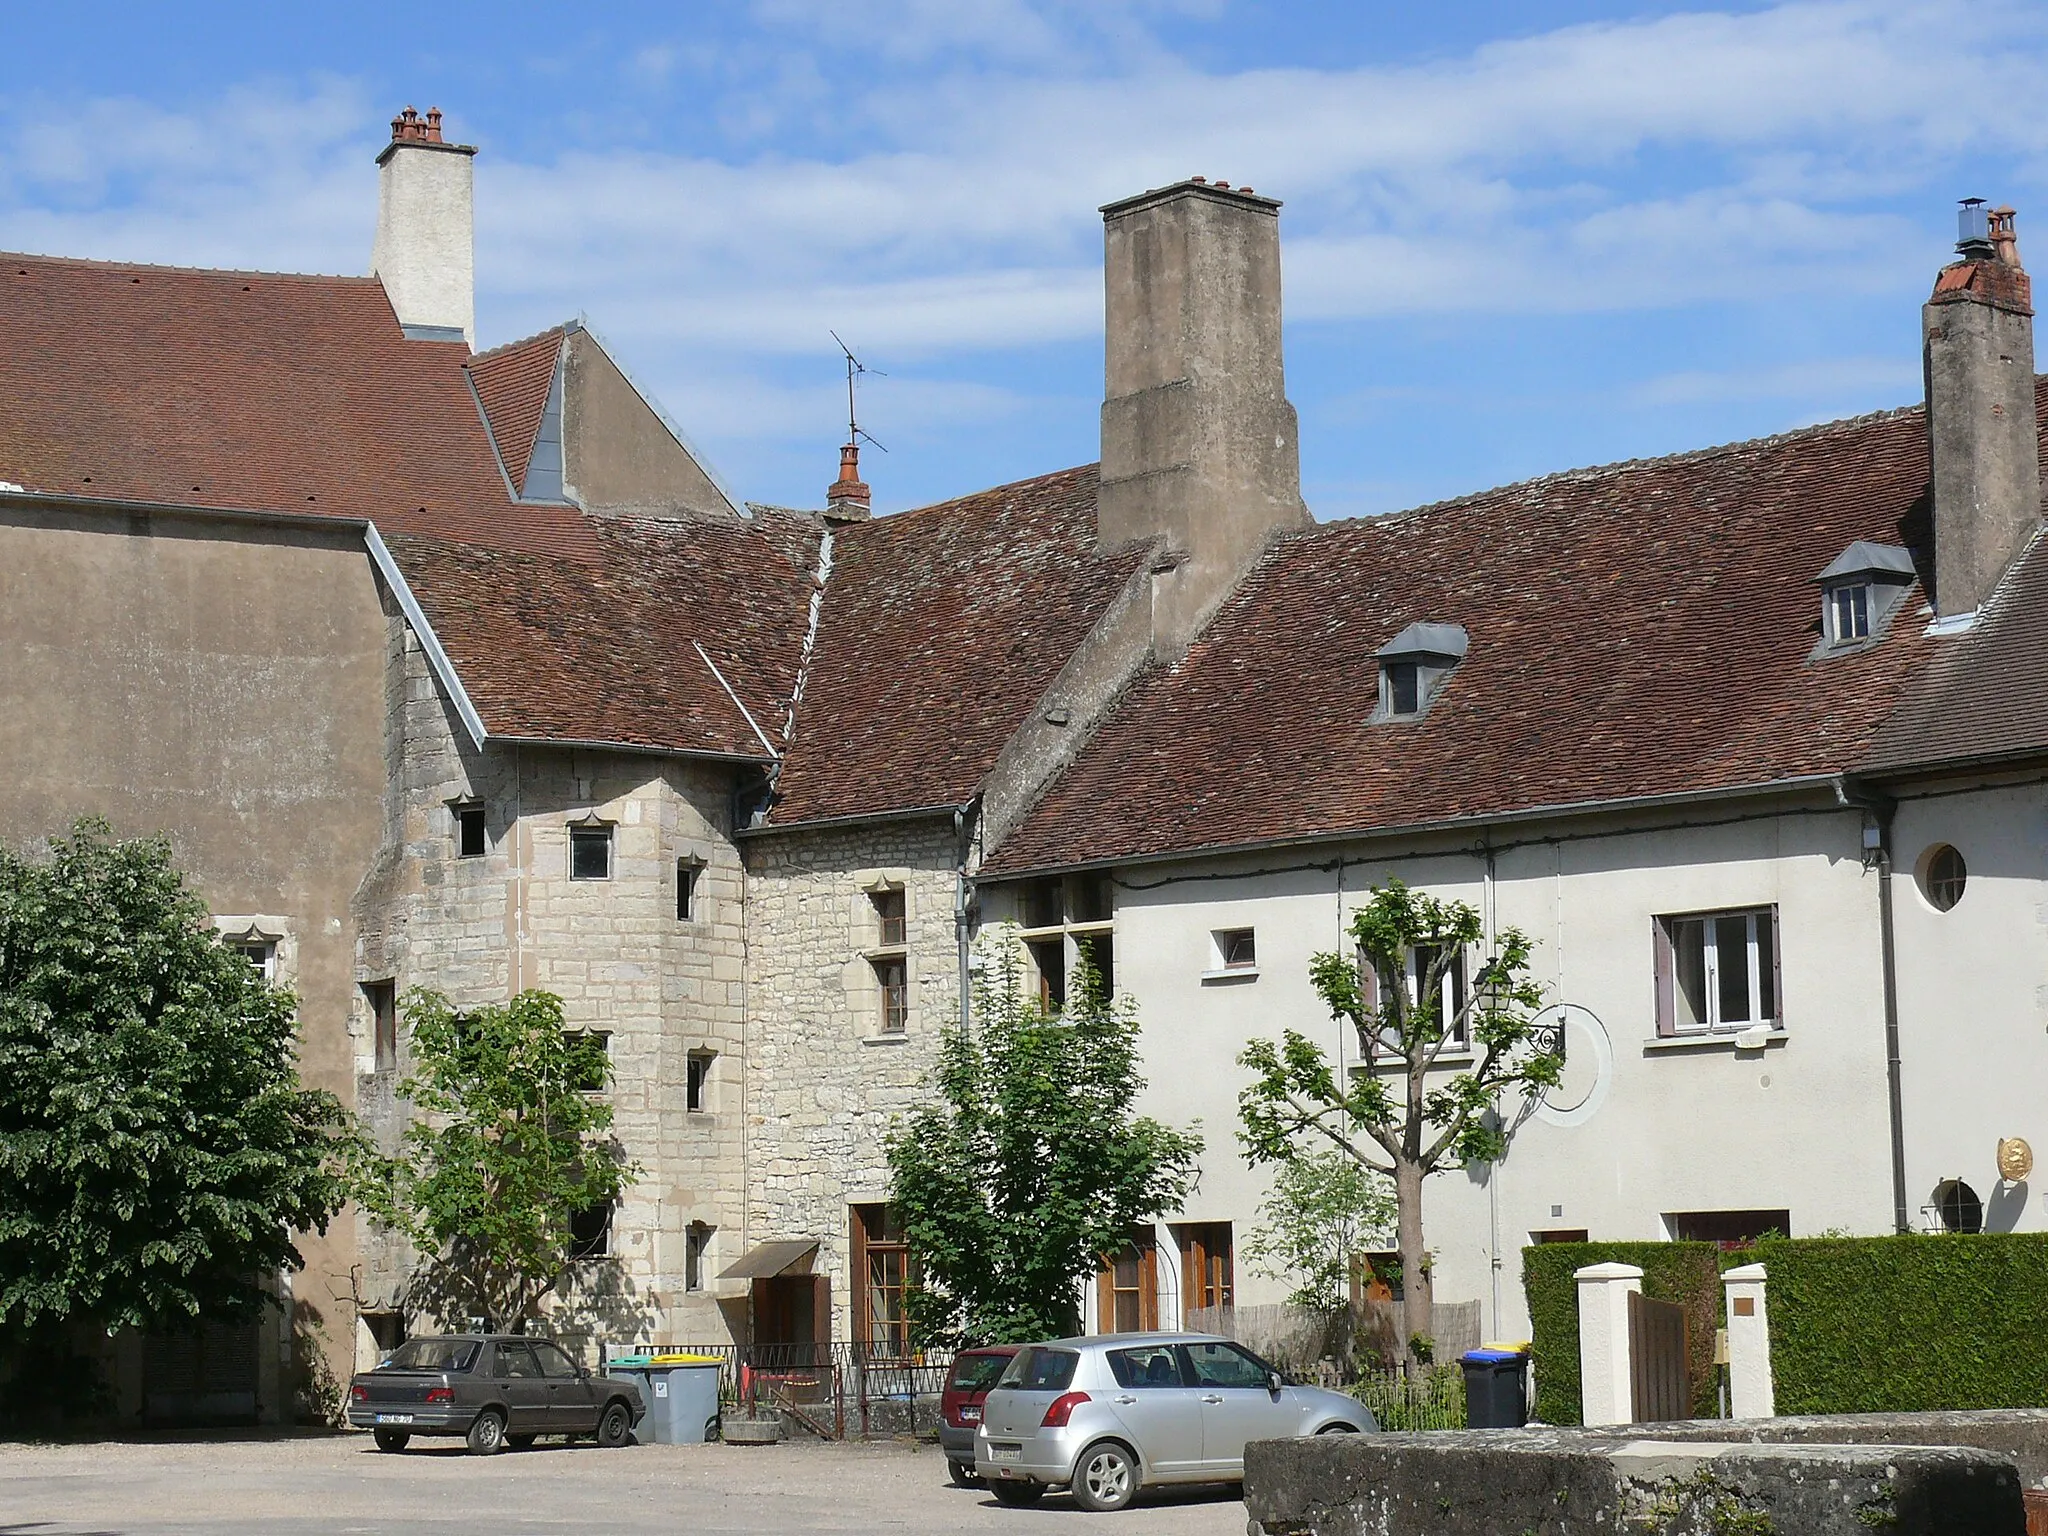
[{"x1": 1627, "y1": 1290, "x2": 1690, "y2": 1423}]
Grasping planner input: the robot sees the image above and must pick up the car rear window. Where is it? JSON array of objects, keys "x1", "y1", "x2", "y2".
[
  {"x1": 997, "y1": 1347, "x2": 1078, "y2": 1392},
  {"x1": 382, "y1": 1339, "x2": 480, "y2": 1373},
  {"x1": 948, "y1": 1353, "x2": 1013, "y2": 1394}
]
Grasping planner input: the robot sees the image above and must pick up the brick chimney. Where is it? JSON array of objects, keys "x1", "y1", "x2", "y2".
[
  {"x1": 1097, "y1": 178, "x2": 1311, "y2": 653},
  {"x1": 826, "y1": 443, "x2": 872, "y2": 521},
  {"x1": 372, "y1": 106, "x2": 478, "y2": 346},
  {"x1": 1924, "y1": 199, "x2": 2042, "y2": 618}
]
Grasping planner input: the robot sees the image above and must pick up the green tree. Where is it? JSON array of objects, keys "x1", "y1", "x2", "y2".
[
  {"x1": 1238, "y1": 879, "x2": 1560, "y2": 1367},
  {"x1": 1242, "y1": 1148, "x2": 1396, "y2": 1313},
  {"x1": 0, "y1": 820, "x2": 353, "y2": 1409},
  {"x1": 362, "y1": 989, "x2": 636, "y2": 1333},
  {"x1": 888, "y1": 929, "x2": 1202, "y2": 1346}
]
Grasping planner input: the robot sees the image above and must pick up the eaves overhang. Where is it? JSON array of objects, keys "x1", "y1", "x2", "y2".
[{"x1": 738, "y1": 801, "x2": 970, "y2": 840}]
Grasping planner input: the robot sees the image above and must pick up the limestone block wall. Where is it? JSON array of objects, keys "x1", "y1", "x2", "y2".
[
  {"x1": 354, "y1": 614, "x2": 751, "y2": 1349},
  {"x1": 740, "y1": 816, "x2": 964, "y2": 1345}
]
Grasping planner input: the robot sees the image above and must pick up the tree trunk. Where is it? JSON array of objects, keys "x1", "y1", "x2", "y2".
[{"x1": 1394, "y1": 1159, "x2": 1433, "y2": 1380}]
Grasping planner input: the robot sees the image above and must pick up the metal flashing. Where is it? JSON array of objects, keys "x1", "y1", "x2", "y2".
[
  {"x1": 399, "y1": 323, "x2": 469, "y2": 343},
  {"x1": 692, "y1": 641, "x2": 779, "y2": 759},
  {"x1": 365, "y1": 522, "x2": 490, "y2": 751}
]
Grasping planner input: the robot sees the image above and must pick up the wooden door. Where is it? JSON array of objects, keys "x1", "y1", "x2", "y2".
[
  {"x1": 1097, "y1": 1230, "x2": 1158, "y2": 1332},
  {"x1": 1628, "y1": 1290, "x2": 1690, "y2": 1422}
]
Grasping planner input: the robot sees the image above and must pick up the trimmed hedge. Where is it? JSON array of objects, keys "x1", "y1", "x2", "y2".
[
  {"x1": 1522, "y1": 1242, "x2": 1724, "y2": 1424},
  {"x1": 1761, "y1": 1234, "x2": 2048, "y2": 1414}
]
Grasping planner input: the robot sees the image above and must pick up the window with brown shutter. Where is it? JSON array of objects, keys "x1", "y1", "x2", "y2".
[
  {"x1": 1097, "y1": 1230, "x2": 1159, "y2": 1333},
  {"x1": 1176, "y1": 1223, "x2": 1234, "y2": 1314}
]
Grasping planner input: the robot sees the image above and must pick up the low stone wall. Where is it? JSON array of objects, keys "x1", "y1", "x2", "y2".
[{"x1": 1243, "y1": 1429, "x2": 2024, "y2": 1536}]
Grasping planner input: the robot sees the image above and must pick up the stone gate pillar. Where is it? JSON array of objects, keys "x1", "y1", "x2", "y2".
[
  {"x1": 1722, "y1": 1262, "x2": 1775, "y2": 1419},
  {"x1": 1574, "y1": 1261, "x2": 1643, "y2": 1426}
]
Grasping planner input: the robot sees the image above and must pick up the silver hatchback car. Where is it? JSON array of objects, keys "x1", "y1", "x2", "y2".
[{"x1": 973, "y1": 1332, "x2": 1375, "y2": 1512}]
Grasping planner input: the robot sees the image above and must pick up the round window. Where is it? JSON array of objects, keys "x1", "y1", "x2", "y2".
[
  {"x1": 1935, "y1": 1178, "x2": 1984, "y2": 1234},
  {"x1": 1919, "y1": 844, "x2": 1967, "y2": 912}
]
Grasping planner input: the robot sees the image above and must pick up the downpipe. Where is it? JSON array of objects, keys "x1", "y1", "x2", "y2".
[{"x1": 1837, "y1": 777, "x2": 1908, "y2": 1234}]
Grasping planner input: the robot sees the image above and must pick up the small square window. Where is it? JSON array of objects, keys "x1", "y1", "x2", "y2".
[
  {"x1": 873, "y1": 956, "x2": 908, "y2": 1034},
  {"x1": 677, "y1": 860, "x2": 699, "y2": 921},
  {"x1": 1829, "y1": 583, "x2": 1871, "y2": 644},
  {"x1": 569, "y1": 825, "x2": 612, "y2": 881},
  {"x1": 569, "y1": 1201, "x2": 613, "y2": 1260},
  {"x1": 1216, "y1": 929, "x2": 1257, "y2": 969},
  {"x1": 455, "y1": 804, "x2": 487, "y2": 858},
  {"x1": 871, "y1": 888, "x2": 906, "y2": 949},
  {"x1": 685, "y1": 1223, "x2": 714, "y2": 1292},
  {"x1": 686, "y1": 1049, "x2": 714, "y2": 1112},
  {"x1": 233, "y1": 941, "x2": 277, "y2": 983},
  {"x1": 364, "y1": 980, "x2": 397, "y2": 1072}
]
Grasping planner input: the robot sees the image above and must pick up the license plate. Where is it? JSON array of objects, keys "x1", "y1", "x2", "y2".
[
  {"x1": 989, "y1": 1444, "x2": 1021, "y2": 1462},
  {"x1": 375, "y1": 1413, "x2": 414, "y2": 1425},
  {"x1": 961, "y1": 1407, "x2": 981, "y2": 1423}
]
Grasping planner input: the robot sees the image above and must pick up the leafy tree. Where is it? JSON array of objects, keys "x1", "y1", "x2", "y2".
[
  {"x1": 362, "y1": 989, "x2": 636, "y2": 1333},
  {"x1": 0, "y1": 820, "x2": 353, "y2": 1409},
  {"x1": 1239, "y1": 879, "x2": 1560, "y2": 1367},
  {"x1": 1242, "y1": 1147, "x2": 1396, "y2": 1313},
  {"x1": 888, "y1": 928, "x2": 1202, "y2": 1346}
]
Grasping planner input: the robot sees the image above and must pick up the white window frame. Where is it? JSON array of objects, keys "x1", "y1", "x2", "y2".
[
  {"x1": 1828, "y1": 581, "x2": 1871, "y2": 645},
  {"x1": 1662, "y1": 906, "x2": 1778, "y2": 1034}
]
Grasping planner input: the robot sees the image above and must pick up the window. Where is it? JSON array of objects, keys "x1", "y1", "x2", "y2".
[
  {"x1": 1012, "y1": 876, "x2": 1116, "y2": 1011},
  {"x1": 1667, "y1": 1210, "x2": 1790, "y2": 1247},
  {"x1": 232, "y1": 941, "x2": 277, "y2": 983},
  {"x1": 1530, "y1": 1229, "x2": 1590, "y2": 1245},
  {"x1": 1920, "y1": 845, "x2": 1967, "y2": 912},
  {"x1": 363, "y1": 980, "x2": 397, "y2": 1072},
  {"x1": 676, "y1": 860, "x2": 700, "y2": 921},
  {"x1": 1215, "y1": 929, "x2": 1257, "y2": 970},
  {"x1": 872, "y1": 957, "x2": 908, "y2": 1034},
  {"x1": 686, "y1": 1050, "x2": 715, "y2": 1112},
  {"x1": 1656, "y1": 907, "x2": 1778, "y2": 1035},
  {"x1": 455, "y1": 804, "x2": 487, "y2": 858},
  {"x1": 1932, "y1": 1180, "x2": 1984, "y2": 1234},
  {"x1": 1829, "y1": 583, "x2": 1870, "y2": 644},
  {"x1": 1374, "y1": 621, "x2": 1469, "y2": 721},
  {"x1": 1406, "y1": 943, "x2": 1469, "y2": 1047},
  {"x1": 870, "y1": 888, "x2": 907, "y2": 949},
  {"x1": 1020, "y1": 878, "x2": 1064, "y2": 931},
  {"x1": 569, "y1": 1201, "x2": 613, "y2": 1260},
  {"x1": 564, "y1": 1031, "x2": 610, "y2": 1094},
  {"x1": 569, "y1": 824, "x2": 612, "y2": 881},
  {"x1": 495, "y1": 1341, "x2": 543, "y2": 1378},
  {"x1": 1028, "y1": 939, "x2": 1065, "y2": 1011},
  {"x1": 853, "y1": 1204, "x2": 913, "y2": 1360},
  {"x1": 1385, "y1": 661, "x2": 1421, "y2": 716},
  {"x1": 1185, "y1": 1340, "x2": 1273, "y2": 1389},
  {"x1": 1098, "y1": 1230, "x2": 1158, "y2": 1332},
  {"x1": 1177, "y1": 1222, "x2": 1234, "y2": 1313},
  {"x1": 998, "y1": 1347, "x2": 1079, "y2": 1392},
  {"x1": 1079, "y1": 933, "x2": 1115, "y2": 998},
  {"x1": 532, "y1": 1341, "x2": 580, "y2": 1378},
  {"x1": 685, "y1": 1223, "x2": 713, "y2": 1292},
  {"x1": 1108, "y1": 1343, "x2": 1185, "y2": 1388}
]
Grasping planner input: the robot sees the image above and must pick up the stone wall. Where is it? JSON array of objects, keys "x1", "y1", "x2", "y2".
[{"x1": 740, "y1": 814, "x2": 964, "y2": 1346}]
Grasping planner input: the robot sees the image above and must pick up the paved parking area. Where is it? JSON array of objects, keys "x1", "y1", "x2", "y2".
[{"x1": 0, "y1": 1433, "x2": 1252, "y2": 1534}]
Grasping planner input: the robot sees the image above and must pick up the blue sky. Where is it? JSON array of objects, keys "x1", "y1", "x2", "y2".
[{"x1": 6, "y1": 1, "x2": 2048, "y2": 518}]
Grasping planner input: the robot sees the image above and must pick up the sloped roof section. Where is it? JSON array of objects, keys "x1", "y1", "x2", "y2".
[
  {"x1": 467, "y1": 326, "x2": 565, "y2": 496},
  {"x1": 0, "y1": 252, "x2": 592, "y2": 559},
  {"x1": 989, "y1": 407, "x2": 1946, "y2": 874},
  {"x1": 766, "y1": 464, "x2": 1150, "y2": 825},
  {"x1": 384, "y1": 509, "x2": 822, "y2": 758}
]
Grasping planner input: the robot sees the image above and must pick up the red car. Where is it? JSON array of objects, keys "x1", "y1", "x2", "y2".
[{"x1": 940, "y1": 1345, "x2": 1022, "y2": 1485}]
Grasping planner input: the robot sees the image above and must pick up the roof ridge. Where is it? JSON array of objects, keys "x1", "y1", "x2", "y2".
[
  {"x1": 1322, "y1": 401, "x2": 1931, "y2": 533},
  {"x1": 0, "y1": 250, "x2": 377, "y2": 284},
  {"x1": 881, "y1": 461, "x2": 1098, "y2": 527}
]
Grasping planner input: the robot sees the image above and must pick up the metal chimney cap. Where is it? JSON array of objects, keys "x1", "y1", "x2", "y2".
[{"x1": 1958, "y1": 197, "x2": 1994, "y2": 256}]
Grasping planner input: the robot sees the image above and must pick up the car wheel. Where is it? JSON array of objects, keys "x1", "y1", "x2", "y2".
[
  {"x1": 1317, "y1": 1422, "x2": 1358, "y2": 1434},
  {"x1": 596, "y1": 1399, "x2": 634, "y2": 1448},
  {"x1": 1071, "y1": 1441, "x2": 1139, "y2": 1513},
  {"x1": 507, "y1": 1434, "x2": 537, "y2": 1451},
  {"x1": 466, "y1": 1408, "x2": 507, "y2": 1456},
  {"x1": 988, "y1": 1479, "x2": 1045, "y2": 1507},
  {"x1": 371, "y1": 1428, "x2": 410, "y2": 1453},
  {"x1": 948, "y1": 1459, "x2": 980, "y2": 1487}
]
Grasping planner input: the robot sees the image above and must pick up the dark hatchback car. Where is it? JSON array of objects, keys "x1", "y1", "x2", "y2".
[
  {"x1": 940, "y1": 1345, "x2": 1022, "y2": 1485},
  {"x1": 347, "y1": 1335, "x2": 647, "y2": 1455}
]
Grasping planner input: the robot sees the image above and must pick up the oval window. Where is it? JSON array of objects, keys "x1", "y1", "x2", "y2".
[
  {"x1": 1920, "y1": 844, "x2": 1967, "y2": 912},
  {"x1": 1935, "y1": 1178, "x2": 1984, "y2": 1234}
]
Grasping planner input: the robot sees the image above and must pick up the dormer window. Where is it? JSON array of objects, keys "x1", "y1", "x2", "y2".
[
  {"x1": 1815, "y1": 542, "x2": 1915, "y2": 654},
  {"x1": 1374, "y1": 622, "x2": 1469, "y2": 721}
]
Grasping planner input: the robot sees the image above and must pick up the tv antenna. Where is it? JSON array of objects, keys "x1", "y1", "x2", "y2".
[{"x1": 831, "y1": 331, "x2": 887, "y2": 454}]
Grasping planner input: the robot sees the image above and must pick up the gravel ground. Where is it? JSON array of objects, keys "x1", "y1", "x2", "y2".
[{"x1": 0, "y1": 1432, "x2": 1254, "y2": 1534}]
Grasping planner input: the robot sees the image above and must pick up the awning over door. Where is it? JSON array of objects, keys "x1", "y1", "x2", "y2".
[{"x1": 717, "y1": 1239, "x2": 820, "y2": 1281}]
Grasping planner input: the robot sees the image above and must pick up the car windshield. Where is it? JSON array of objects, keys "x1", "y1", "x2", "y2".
[
  {"x1": 948, "y1": 1353, "x2": 1013, "y2": 1393},
  {"x1": 996, "y1": 1347, "x2": 1078, "y2": 1392},
  {"x1": 382, "y1": 1338, "x2": 480, "y2": 1373}
]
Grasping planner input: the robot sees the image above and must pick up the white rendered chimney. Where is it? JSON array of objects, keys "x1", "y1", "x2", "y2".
[{"x1": 372, "y1": 107, "x2": 477, "y2": 346}]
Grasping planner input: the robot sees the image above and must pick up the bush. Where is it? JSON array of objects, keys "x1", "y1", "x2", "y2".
[
  {"x1": 1352, "y1": 1362, "x2": 1464, "y2": 1431},
  {"x1": 1521, "y1": 1242, "x2": 1723, "y2": 1425},
  {"x1": 1761, "y1": 1234, "x2": 2048, "y2": 1414}
]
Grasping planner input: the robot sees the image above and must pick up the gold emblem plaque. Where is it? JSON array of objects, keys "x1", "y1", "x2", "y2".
[{"x1": 1997, "y1": 1137, "x2": 2034, "y2": 1182}]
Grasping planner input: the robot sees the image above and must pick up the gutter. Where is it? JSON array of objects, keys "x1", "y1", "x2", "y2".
[
  {"x1": 981, "y1": 771, "x2": 1848, "y2": 881},
  {"x1": 737, "y1": 802, "x2": 970, "y2": 839},
  {"x1": 1836, "y1": 775, "x2": 1909, "y2": 1236},
  {"x1": 954, "y1": 798, "x2": 982, "y2": 1038}
]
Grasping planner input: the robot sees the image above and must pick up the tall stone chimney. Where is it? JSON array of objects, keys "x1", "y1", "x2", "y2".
[
  {"x1": 1924, "y1": 199, "x2": 2042, "y2": 618},
  {"x1": 372, "y1": 107, "x2": 477, "y2": 346},
  {"x1": 1098, "y1": 178, "x2": 1311, "y2": 653}
]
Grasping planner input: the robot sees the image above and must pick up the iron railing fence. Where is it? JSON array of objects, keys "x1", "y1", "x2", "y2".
[{"x1": 598, "y1": 1341, "x2": 955, "y2": 1440}]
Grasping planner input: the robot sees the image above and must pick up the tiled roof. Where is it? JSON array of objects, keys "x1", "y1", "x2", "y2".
[
  {"x1": 765, "y1": 464, "x2": 1151, "y2": 825},
  {"x1": 0, "y1": 252, "x2": 591, "y2": 559},
  {"x1": 468, "y1": 327, "x2": 563, "y2": 495},
  {"x1": 987, "y1": 407, "x2": 1948, "y2": 875},
  {"x1": 385, "y1": 509, "x2": 823, "y2": 759}
]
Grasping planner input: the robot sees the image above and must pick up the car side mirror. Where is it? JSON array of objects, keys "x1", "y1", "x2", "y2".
[{"x1": 1266, "y1": 1370, "x2": 1285, "y2": 1395}]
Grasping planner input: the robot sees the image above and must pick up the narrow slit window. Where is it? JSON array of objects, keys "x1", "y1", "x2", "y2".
[
  {"x1": 685, "y1": 1224, "x2": 713, "y2": 1291},
  {"x1": 455, "y1": 804, "x2": 486, "y2": 858},
  {"x1": 871, "y1": 888, "x2": 906, "y2": 949},
  {"x1": 676, "y1": 860, "x2": 699, "y2": 921},
  {"x1": 1386, "y1": 661, "x2": 1421, "y2": 716},
  {"x1": 686, "y1": 1049, "x2": 714, "y2": 1112},
  {"x1": 364, "y1": 980, "x2": 397, "y2": 1071},
  {"x1": 873, "y1": 957, "x2": 908, "y2": 1034}
]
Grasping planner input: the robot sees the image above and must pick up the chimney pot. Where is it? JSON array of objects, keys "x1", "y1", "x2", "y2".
[{"x1": 826, "y1": 442, "x2": 872, "y2": 521}]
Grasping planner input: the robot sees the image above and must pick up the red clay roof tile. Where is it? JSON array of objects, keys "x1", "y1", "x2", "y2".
[{"x1": 467, "y1": 327, "x2": 564, "y2": 496}]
